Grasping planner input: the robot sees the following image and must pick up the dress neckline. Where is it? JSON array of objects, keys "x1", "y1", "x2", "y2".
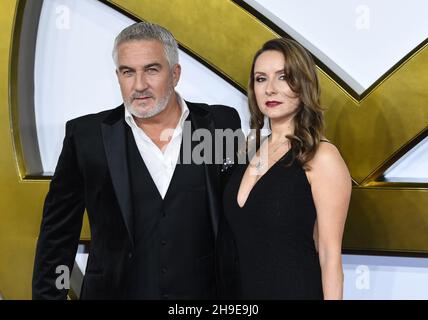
[{"x1": 236, "y1": 148, "x2": 292, "y2": 209}]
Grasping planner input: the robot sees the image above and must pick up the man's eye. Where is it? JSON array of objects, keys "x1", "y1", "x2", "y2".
[
  {"x1": 122, "y1": 70, "x2": 133, "y2": 76},
  {"x1": 146, "y1": 68, "x2": 159, "y2": 74}
]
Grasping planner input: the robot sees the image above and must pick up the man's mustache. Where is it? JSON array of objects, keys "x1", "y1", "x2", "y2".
[{"x1": 131, "y1": 91, "x2": 154, "y2": 100}]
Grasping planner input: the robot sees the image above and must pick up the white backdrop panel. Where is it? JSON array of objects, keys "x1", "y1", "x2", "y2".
[{"x1": 244, "y1": 0, "x2": 428, "y2": 93}]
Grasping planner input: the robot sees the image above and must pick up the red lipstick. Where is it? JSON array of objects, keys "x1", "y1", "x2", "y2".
[{"x1": 265, "y1": 100, "x2": 282, "y2": 108}]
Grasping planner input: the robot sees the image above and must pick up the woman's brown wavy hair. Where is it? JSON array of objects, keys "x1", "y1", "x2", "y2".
[{"x1": 247, "y1": 37, "x2": 325, "y2": 170}]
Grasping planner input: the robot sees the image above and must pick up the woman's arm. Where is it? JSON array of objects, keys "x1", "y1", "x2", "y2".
[{"x1": 306, "y1": 142, "x2": 352, "y2": 300}]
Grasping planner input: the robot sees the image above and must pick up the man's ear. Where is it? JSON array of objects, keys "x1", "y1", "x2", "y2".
[{"x1": 172, "y1": 64, "x2": 181, "y2": 87}]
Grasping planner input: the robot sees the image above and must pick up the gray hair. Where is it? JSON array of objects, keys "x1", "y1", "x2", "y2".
[{"x1": 112, "y1": 21, "x2": 179, "y2": 69}]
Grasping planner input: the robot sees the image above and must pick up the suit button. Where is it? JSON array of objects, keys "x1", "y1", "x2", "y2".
[
  {"x1": 128, "y1": 252, "x2": 133, "y2": 259},
  {"x1": 161, "y1": 240, "x2": 167, "y2": 246},
  {"x1": 160, "y1": 204, "x2": 166, "y2": 217},
  {"x1": 161, "y1": 267, "x2": 167, "y2": 274}
]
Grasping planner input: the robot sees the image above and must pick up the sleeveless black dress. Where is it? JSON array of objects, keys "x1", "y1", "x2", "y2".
[{"x1": 223, "y1": 149, "x2": 323, "y2": 299}]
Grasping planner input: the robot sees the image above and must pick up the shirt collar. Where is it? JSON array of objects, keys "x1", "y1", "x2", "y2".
[{"x1": 176, "y1": 92, "x2": 190, "y2": 130}]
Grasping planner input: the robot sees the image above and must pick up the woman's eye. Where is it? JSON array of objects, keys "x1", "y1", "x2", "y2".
[
  {"x1": 255, "y1": 77, "x2": 265, "y2": 82},
  {"x1": 279, "y1": 74, "x2": 287, "y2": 80}
]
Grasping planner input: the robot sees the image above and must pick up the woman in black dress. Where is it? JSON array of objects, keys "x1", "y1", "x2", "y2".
[{"x1": 222, "y1": 38, "x2": 352, "y2": 299}]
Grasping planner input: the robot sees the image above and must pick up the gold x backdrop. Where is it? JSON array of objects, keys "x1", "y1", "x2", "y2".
[{"x1": 0, "y1": 0, "x2": 427, "y2": 299}]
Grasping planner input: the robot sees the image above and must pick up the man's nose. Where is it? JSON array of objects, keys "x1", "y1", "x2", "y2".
[{"x1": 134, "y1": 72, "x2": 148, "y2": 91}]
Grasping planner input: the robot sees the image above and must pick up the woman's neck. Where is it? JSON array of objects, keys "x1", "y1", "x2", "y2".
[{"x1": 269, "y1": 117, "x2": 295, "y2": 144}]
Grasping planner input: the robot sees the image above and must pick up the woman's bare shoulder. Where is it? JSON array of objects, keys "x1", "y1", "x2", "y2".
[{"x1": 306, "y1": 140, "x2": 350, "y2": 184}]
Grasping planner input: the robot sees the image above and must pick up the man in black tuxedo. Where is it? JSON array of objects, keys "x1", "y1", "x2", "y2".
[{"x1": 32, "y1": 22, "x2": 241, "y2": 299}]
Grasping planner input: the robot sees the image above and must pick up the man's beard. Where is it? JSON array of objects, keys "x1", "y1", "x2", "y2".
[{"x1": 125, "y1": 86, "x2": 175, "y2": 119}]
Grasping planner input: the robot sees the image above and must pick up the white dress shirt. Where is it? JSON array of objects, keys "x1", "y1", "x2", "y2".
[{"x1": 124, "y1": 92, "x2": 190, "y2": 199}]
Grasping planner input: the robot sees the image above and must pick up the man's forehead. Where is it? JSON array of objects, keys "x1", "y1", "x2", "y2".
[
  {"x1": 117, "y1": 40, "x2": 167, "y2": 64},
  {"x1": 117, "y1": 39, "x2": 164, "y2": 51}
]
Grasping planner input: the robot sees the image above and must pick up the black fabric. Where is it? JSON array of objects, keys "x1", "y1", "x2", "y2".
[
  {"x1": 126, "y1": 121, "x2": 215, "y2": 299},
  {"x1": 32, "y1": 102, "x2": 242, "y2": 300},
  {"x1": 223, "y1": 150, "x2": 324, "y2": 299}
]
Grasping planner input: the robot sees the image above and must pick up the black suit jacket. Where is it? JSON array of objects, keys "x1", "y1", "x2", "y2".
[{"x1": 32, "y1": 101, "x2": 242, "y2": 299}]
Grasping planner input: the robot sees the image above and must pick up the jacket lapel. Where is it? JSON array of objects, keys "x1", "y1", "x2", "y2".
[
  {"x1": 100, "y1": 102, "x2": 221, "y2": 244},
  {"x1": 187, "y1": 102, "x2": 221, "y2": 238},
  {"x1": 101, "y1": 106, "x2": 134, "y2": 247}
]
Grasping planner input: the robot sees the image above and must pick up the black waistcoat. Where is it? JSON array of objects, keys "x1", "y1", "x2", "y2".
[{"x1": 125, "y1": 120, "x2": 216, "y2": 299}]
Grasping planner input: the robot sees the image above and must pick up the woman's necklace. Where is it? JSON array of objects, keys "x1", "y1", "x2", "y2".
[{"x1": 253, "y1": 139, "x2": 290, "y2": 173}]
